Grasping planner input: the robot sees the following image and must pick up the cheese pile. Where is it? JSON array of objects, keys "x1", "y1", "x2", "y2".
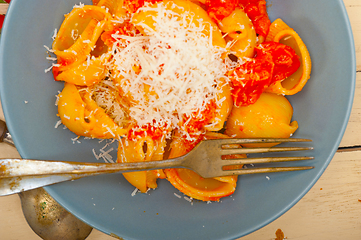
[{"x1": 101, "y1": 2, "x2": 229, "y2": 135}]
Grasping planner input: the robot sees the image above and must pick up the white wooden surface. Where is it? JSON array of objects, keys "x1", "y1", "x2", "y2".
[{"x1": 1, "y1": 1, "x2": 361, "y2": 239}]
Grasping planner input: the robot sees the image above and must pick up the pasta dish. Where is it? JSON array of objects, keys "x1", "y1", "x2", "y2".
[{"x1": 49, "y1": 0, "x2": 311, "y2": 201}]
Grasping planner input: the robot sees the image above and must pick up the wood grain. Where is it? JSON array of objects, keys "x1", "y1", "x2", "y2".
[
  {"x1": 0, "y1": 1, "x2": 360, "y2": 239},
  {"x1": 0, "y1": 3, "x2": 8, "y2": 15}
]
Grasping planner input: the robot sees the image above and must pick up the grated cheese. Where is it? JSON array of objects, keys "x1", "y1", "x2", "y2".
[
  {"x1": 92, "y1": 148, "x2": 101, "y2": 160},
  {"x1": 101, "y1": 2, "x2": 229, "y2": 137},
  {"x1": 43, "y1": 45, "x2": 54, "y2": 53},
  {"x1": 131, "y1": 188, "x2": 139, "y2": 196},
  {"x1": 55, "y1": 120, "x2": 62, "y2": 128},
  {"x1": 52, "y1": 28, "x2": 58, "y2": 40},
  {"x1": 73, "y1": 2, "x2": 85, "y2": 9},
  {"x1": 44, "y1": 65, "x2": 53, "y2": 73},
  {"x1": 174, "y1": 192, "x2": 182, "y2": 198},
  {"x1": 46, "y1": 57, "x2": 57, "y2": 61},
  {"x1": 99, "y1": 147, "x2": 115, "y2": 163},
  {"x1": 71, "y1": 136, "x2": 81, "y2": 144}
]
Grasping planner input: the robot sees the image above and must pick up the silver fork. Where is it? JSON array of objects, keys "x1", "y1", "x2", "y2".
[{"x1": 0, "y1": 138, "x2": 313, "y2": 196}]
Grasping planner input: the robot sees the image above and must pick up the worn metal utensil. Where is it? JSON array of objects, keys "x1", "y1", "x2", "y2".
[
  {"x1": 19, "y1": 188, "x2": 93, "y2": 240},
  {"x1": 0, "y1": 119, "x2": 93, "y2": 240},
  {"x1": 0, "y1": 137, "x2": 313, "y2": 196}
]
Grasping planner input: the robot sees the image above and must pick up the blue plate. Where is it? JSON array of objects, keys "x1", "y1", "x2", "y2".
[{"x1": 0, "y1": 0, "x2": 355, "y2": 239}]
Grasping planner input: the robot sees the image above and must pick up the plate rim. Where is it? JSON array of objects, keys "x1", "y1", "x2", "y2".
[{"x1": 0, "y1": 0, "x2": 356, "y2": 239}]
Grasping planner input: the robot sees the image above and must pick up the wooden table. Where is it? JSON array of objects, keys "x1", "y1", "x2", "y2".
[{"x1": 1, "y1": 1, "x2": 360, "y2": 239}]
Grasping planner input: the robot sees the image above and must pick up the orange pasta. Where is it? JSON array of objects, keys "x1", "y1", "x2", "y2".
[
  {"x1": 50, "y1": 0, "x2": 311, "y2": 201},
  {"x1": 117, "y1": 136, "x2": 166, "y2": 192},
  {"x1": 265, "y1": 19, "x2": 312, "y2": 95},
  {"x1": 164, "y1": 132, "x2": 242, "y2": 201},
  {"x1": 225, "y1": 92, "x2": 298, "y2": 147},
  {"x1": 58, "y1": 83, "x2": 129, "y2": 138},
  {"x1": 219, "y1": 8, "x2": 257, "y2": 59}
]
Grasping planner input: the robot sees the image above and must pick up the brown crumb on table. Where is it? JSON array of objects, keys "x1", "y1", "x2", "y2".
[
  {"x1": 275, "y1": 228, "x2": 287, "y2": 240},
  {"x1": 358, "y1": 199, "x2": 361, "y2": 202}
]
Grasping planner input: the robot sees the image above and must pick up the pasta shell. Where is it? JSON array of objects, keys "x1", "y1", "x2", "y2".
[
  {"x1": 266, "y1": 28, "x2": 312, "y2": 95},
  {"x1": 164, "y1": 133, "x2": 238, "y2": 202},
  {"x1": 56, "y1": 55, "x2": 109, "y2": 86},
  {"x1": 58, "y1": 83, "x2": 129, "y2": 139},
  {"x1": 117, "y1": 137, "x2": 166, "y2": 193},
  {"x1": 225, "y1": 92, "x2": 298, "y2": 148},
  {"x1": 219, "y1": 8, "x2": 257, "y2": 58},
  {"x1": 265, "y1": 18, "x2": 291, "y2": 42},
  {"x1": 52, "y1": 6, "x2": 112, "y2": 74}
]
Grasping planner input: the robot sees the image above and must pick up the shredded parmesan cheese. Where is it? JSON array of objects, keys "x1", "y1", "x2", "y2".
[
  {"x1": 131, "y1": 188, "x2": 139, "y2": 196},
  {"x1": 52, "y1": 28, "x2": 58, "y2": 40},
  {"x1": 174, "y1": 192, "x2": 182, "y2": 198},
  {"x1": 100, "y1": 2, "x2": 228, "y2": 137}
]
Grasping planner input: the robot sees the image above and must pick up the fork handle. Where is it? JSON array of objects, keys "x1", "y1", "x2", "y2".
[
  {"x1": 0, "y1": 158, "x2": 187, "y2": 196},
  {"x1": 0, "y1": 158, "x2": 185, "y2": 178}
]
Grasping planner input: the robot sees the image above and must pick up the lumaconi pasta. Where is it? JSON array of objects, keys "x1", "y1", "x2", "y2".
[
  {"x1": 58, "y1": 83, "x2": 130, "y2": 138},
  {"x1": 50, "y1": 0, "x2": 312, "y2": 201},
  {"x1": 225, "y1": 92, "x2": 299, "y2": 148},
  {"x1": 117, "y1": 136, "x2": 167, "y2": 192},
  {"x1": 265, "y1": 19, "x2": 312, "y2": 95},
  {"x1": 219, "y1": 8, "x2": 257, "y2": 59},
  {"x1": 203, "y1": 78, "x2": 233, "y2": 132},
  {"x1": 165, "y1": 131, "x2": 245, "y2": 201},
  {"x1": 52, "y1": 6, "x2": 112, "y2": 77}
]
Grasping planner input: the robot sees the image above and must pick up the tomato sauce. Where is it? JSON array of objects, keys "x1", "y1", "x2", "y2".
[
  {"x1": 238, "y1": 0, "x2": 270, "y2": 37},
  {"x1": 206, "y1": 0, "x2": 239, "y2": 22},
  {"x1": 229, "y1": 42, "x2": 300, "y2": 107}
]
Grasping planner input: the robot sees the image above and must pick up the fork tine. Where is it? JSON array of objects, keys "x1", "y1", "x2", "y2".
[
  {"x1": 221, "y1": 156, "x2": 314, "y2": 166},
  {"x1": 216, "y1": 138, "x2": 312, "y2": 146},
  {"x1": 220, "y1": 146, "x2": 313, "y2": 156},
  {"x1": 221, "y1": 166, "x2": 314, "y2": 177}
]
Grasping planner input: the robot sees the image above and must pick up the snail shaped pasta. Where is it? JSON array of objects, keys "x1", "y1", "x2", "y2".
[
  {"x1": 51, "y1": 0, "x2": 312, "y2": 202},
  {"x1": 117, "y1": 136, "x2": 167, "y2": 193},
  {"x1": 265, "y1": 19, "x2": 312, "y2": 95},
  {"x1": 93, "y1": 0, "x2": 125, "y2": 15},
  {"x1": 164, "y1": 132, "x2": 245, "y2": 202},
  {"x1": 225, "y1": 92, "x2": 298, "y2": 148},
  {"x1": 203, "y1": 78, "x2": 233, "y2": 132},
  {"x1": 57, "y1": 83, "x2": 130, "y2": 139},
  {"x1": 219, "y1": 8, "x2": 257, "y2": 59},
  {"x1": 52, "y1": 6, "x2": 113, "y2": 79}
]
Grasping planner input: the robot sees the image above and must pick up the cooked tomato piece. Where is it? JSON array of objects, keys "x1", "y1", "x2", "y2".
[
  {"x1": 255, "y1": 42, "x2": 301, "y2": 83},
  {"x1": 229, "y1": 58, "x2": 274, "y2": 107},
  {"x1": 238, "y1": 0, "x2": 271, "y2": 37},
  {"x1": 206, "y1": 0, "x2": 239, "y2": 22},
  {"x1": 229, "y1": 42, "x2": 300, "y2": 106},
  {"x1": 0, "y1": 15, "x2": 4, "y2": 30}
]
